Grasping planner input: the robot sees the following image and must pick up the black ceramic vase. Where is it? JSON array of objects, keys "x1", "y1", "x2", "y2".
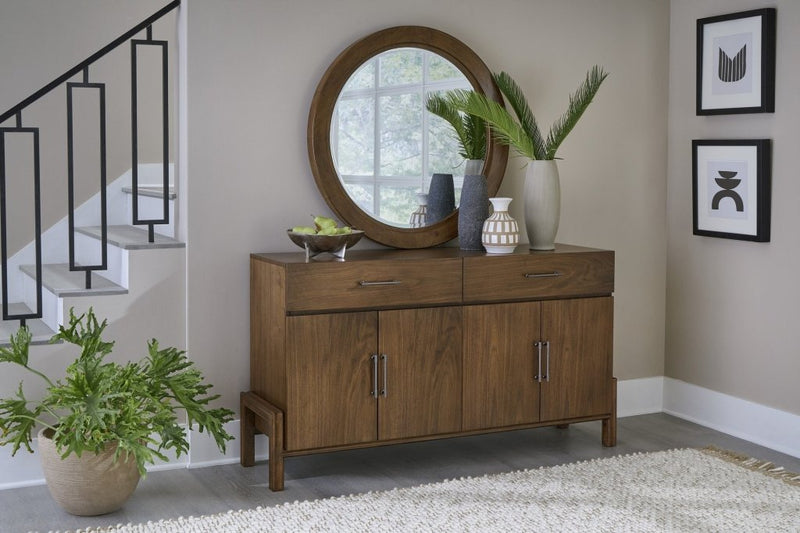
[
  {"x1": 458, "y1": 174, "x2": 489, "y2": 251},
  {"x1": 427, "y1": 173, "x2": 455, "y2": 224}
]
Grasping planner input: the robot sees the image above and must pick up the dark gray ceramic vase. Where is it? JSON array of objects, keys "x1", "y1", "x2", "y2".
[
  {"x1": 458, "y1": 174, "x2": 489, "y2": 251},
  {"x1": 427, "y1": 173, "x2": 455, "y2": 224}
]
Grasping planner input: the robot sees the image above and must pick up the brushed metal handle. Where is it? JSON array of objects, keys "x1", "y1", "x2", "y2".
[
  {"x1": 358, "y1": 280, "x2": 402, "y2": 287},
  {"x1": 524, "y1": 271, "x2": 561, "y2": 279},
  {"x1": 370, "y1": 354, "x2": 379, "y2": 398},
  {"x1": 535, "y1": 341, "x2": 542, "y2": 382},
  {"x1": 380, "y1": 354, "x2": 388, "y2": 397},
  {"x1": 544, "y1": 341, "x2": 551, "y2": 382}
]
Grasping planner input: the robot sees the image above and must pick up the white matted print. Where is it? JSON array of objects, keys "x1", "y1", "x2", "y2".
[
  {"x1": 692, "y1": 140, "x2": 771, "y2": 242},
  {"x1": 697, "y1": 8, "x2": 775, "y2": 115}
]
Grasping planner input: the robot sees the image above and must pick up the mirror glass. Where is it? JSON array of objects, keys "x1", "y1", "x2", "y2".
[
  {"x1": 331, "y1": 48, "x2": 472, "y2": 227},
  {"x1": 307, "y1": 26, "x2": 508, "y2": 249}
]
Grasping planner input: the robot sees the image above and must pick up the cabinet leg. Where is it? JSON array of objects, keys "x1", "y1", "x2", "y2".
[
  {"x1": 240, "y1": 391, "x2": 285, "y2": 491},
  {"x1": 240, "y1": 392, "x2": 255, "y2": 467},
  {"x1": 602, "y1": 377, "x2": 617, "y2": 447}
]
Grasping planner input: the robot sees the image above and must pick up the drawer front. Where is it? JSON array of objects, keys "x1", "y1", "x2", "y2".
[
  {"x1": 286, "y1": 258, "x2": 462, "y2": 312},
  {"x1": 463, "y1": 251, "x2": 614, "y2": 302}
]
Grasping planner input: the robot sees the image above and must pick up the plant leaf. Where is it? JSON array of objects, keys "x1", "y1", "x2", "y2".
[
  {"x1": 493, "y1": 72, "x2": 545, "y2": 160},
  {"x1": 448, "y1": 89, "x2": 538, "y2": 160},
  {"x1": 426, "y1": 92, "x2": 486, "y2": 160},
  {"x1": 544, "y1": 65, "x2": 609, "y2": 159}
]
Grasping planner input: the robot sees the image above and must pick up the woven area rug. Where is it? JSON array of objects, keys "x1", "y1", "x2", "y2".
[{"x1": 73, "y1": 447, "x2": 799, "y2": 533}]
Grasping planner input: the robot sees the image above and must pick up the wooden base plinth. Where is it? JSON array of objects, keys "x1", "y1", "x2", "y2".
[{"x1": 240, "y1": 391, "x2": 285, "y2": 491}]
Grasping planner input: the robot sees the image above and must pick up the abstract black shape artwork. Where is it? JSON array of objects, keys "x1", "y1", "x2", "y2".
[
  {"x1": 711, "y1": 170, "x2": 744, "y2": 212},
  {"x1": 718, "y1": 45, "x2": 747, "y2": 83}
]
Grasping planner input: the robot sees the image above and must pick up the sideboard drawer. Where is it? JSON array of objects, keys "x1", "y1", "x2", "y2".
[
  {"x1": 463, "y1": 250, "x2": 614, "y2": 302},
  {"x1": 286, "y1": 258, "x2": 463, "y2": 312}
]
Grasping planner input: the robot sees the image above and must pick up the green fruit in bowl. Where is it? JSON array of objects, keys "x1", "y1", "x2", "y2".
[
  {"x1": 313, "y1": 215, "x2": 338, "y2": 232},
  {"x1": 291, "y1": 226, "x2": 317, "y2": 234},
  {"x1": 317, "y1": 227, "x2": 339, "y2": 236}
]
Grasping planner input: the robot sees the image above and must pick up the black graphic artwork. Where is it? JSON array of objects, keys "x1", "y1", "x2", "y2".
[
  {"x1": 718, "y1": 45, "x2": 747, "y2": 82},
  {"x1": 711, "y1": 170, "x2": 744, "y2": 212}
]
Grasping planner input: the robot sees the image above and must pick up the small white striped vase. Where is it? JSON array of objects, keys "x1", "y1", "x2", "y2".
[
  {"x1": 481, "y1": 197, "x2": 519, "y2": 254},
  {"x1": 408, "y1": 193, "x2": 428, "y2": 228}
]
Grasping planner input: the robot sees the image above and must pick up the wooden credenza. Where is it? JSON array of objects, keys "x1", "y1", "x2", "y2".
[{"x1": 242, "y1": 244, "x2": 616, "y2": 491}]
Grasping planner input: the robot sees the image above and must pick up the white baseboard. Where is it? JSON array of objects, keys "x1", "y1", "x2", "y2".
[
  {"x1": 2, "y1": 377, "x2": 797, "y2": 490},
  {"x1": 663, "y1": 377, "x2": 800, "y2": 459},
  {"x1": 617, "y1": 376, "x2": 664, "y2": 417}
]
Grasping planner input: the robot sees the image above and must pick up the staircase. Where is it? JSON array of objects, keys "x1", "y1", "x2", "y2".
[{"x1": 0, "y1": 2, "x2": 182, "y2": 344}]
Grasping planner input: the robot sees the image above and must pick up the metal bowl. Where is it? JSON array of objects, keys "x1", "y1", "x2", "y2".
[{"x1": 287, "y1": 229, "x2": 364, "y2": 260}]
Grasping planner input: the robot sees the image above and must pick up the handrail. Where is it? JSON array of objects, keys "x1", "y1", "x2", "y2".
[{"x1": 0, "y1": 0, "x2": 180, "y2": 125}]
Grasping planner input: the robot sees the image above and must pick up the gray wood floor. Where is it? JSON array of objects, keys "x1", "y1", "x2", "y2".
[{"x1": 2, "y1": 413, "x2": 799, "y2": 533}]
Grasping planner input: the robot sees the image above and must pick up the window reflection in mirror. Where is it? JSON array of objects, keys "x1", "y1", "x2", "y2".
[{"x1": 331, "y1": 48, "x2": 471, "y2": 227}]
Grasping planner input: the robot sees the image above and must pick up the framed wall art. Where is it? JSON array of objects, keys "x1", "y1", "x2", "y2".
[
  {"x1": 692, "y1": 139, "x2": 771, "y2": 242},
  {"x1": 696, "y1": 8, "x2": 776, "y2": 115}
]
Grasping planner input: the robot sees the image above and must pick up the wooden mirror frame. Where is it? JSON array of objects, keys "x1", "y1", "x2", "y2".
[{"x1": 307, "y1": 26, "x2": 508, "y2": 249}]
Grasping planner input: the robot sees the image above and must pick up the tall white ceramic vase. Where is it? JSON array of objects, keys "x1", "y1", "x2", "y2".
[{"x1": 524, "y1": 160, "x2": 560, "y2": 251}]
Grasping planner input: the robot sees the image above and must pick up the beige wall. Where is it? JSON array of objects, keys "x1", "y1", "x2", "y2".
[
  {"x1": 185, "y1": 0, "x2": 670, "y2": 411},
  {"x1": 666, "y1": 0, "x2": 800, "y2": 415}
]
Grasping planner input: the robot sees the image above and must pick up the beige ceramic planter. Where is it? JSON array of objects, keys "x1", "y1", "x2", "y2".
[{"x1": 37, "y1": 428, "x2": 140, "y2": 516}]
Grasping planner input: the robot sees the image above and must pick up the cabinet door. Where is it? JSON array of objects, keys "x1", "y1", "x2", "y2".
[
  {"x1": 462, "y1": 302, "x2": 541, "y2": 431},
  {"x1": 286, "y1": 312, "x2": 378, "y2": 450},
  {"x1": 540, "y1": 297, "x2": 613, "y2": 421},
  {"x1": 378, "y1": 307, "x2": 462, "y2": 440}
]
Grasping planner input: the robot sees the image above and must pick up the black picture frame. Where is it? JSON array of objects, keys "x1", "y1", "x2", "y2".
[
  {"x1": 696, "y1": 8, "x2": 776, "y2": 115},
  {"x1": 692, "y1": 139, "x2": 771, "y2": 242}
]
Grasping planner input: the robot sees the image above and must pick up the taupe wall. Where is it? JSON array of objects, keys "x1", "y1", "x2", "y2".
[
  {"x1": 667, "y1": 0, "x2": 800, "y2": 415},
  {"x1": 185, "y1": 0, "x2": 670, "y2": 410}
]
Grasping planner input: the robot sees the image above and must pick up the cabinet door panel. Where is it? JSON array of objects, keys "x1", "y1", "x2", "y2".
[
  {"x1": 286, "y1": 312, "x2": 378, "y2": 450},
  {"x1": 463, "y1": 302, "x2": 541, "y2": 431},
  {"x1": 378, "y1": 307, "x2": 462, "y2": 440},
  {"x1": 540, "y1": 297, "x2": 613, "y2": 421}
]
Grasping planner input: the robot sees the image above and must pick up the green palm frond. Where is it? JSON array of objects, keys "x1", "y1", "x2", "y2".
[
  {"x1": 544, "y1": 65, "x2": 609, "y2": 159},
  {"x1": 426, "y1": 92, "x2": 486, "y2": 160},
  {"x1": 493, "y1": 72, "x2": 546, "y2": 160},
  {"x1": 446, "y1": 67, "x2": 608, "y2": 161},
  {"x1": 448, "y1": 89, "x2": 538, "y2": 160}
]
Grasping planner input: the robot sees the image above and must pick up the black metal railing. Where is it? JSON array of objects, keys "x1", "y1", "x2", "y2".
[{"x1": 0, "y1": 0, "x2": 179, "y2": 325}]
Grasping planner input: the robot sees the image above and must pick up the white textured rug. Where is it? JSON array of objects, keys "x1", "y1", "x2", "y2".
[{"x1": 73, "y1": 448, "x2": 799, "y2": 533}]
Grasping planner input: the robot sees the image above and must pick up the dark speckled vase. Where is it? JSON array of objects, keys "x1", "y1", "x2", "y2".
[
  {"x1": 427, "y1": 173, "x2": 455, "y2": 224},
  {"x1": 458, "y1": 174, "x2": 489, "y2": 251}
]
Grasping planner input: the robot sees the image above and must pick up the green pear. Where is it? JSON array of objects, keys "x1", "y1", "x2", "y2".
[
  {"x1": 313, "y1": 215, "x2": 337, "y2": 232},
  {"x1": 291, "y1": 226, "x2": 317, "y2": 234},
  {"x1": 317, "y1": 226, "x2": 339, "y2": 236},
  {"x1": 336, "y1": 227, "x2": 352, "y2": 235}
]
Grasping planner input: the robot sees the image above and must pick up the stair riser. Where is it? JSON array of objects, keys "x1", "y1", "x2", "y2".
[{"x1": 73, "y1": 232, "x2": 129, "y2": 288}]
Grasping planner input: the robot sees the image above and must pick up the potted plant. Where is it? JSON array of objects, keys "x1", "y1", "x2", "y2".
[
  {"x1": 449, "y1": 66, "x2": 608, "y2": 250},
  {"x1": 0, "y1": 308, "x2": 234, "y2": 516}
]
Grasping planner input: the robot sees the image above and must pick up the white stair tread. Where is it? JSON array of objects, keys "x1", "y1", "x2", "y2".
[
  {"x1": 75, "y1": 225, "x2": 185, "y2": 250},
  {"x1": 122, "y1": 185, "x2": 176, "y2": 199},
  {"x1": 0, "y1": 303, "x2": 56, "y2": 345},
  {"x1": 19, "y1": 264, "x2": 128, "y2": 297}
]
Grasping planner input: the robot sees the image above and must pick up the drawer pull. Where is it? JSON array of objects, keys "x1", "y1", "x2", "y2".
[
  {"x1": 524, "y1": 271, "x2": 561, "y2": 279},
  {"x1": 358, "y1": 280, "x2": 402, "y2": 287}
]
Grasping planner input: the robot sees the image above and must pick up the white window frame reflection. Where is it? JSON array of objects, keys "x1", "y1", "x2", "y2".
[{"x1": 332, "y1": 48, "x2": 471, "y2": 226}]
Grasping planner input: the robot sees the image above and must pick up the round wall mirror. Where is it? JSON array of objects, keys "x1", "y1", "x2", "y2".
[{"x1": 308, "y1": 26, "x2": 508, "y2": 249}]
